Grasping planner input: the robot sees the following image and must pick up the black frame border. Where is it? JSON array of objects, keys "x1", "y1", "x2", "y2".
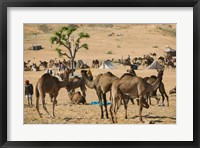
[{"x1": 0, "y1": 0, "x2": 199, "y2": 148}]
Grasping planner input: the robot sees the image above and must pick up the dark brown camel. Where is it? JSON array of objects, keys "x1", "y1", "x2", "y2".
[
  {"x1": 81, "y1": 70, "x2": 118, "y2": 119},
  {"x1": 92, "y1": 59, "x2": 100, "y2": 68},
  {"x1": 39, "y1": 61, "x2": 48, "y2": 70},
  {"x1": 110, "y1": 70, "x2": 163, "y2": 123},
  {"x1": 35, "y1": 69, "x2": 74, "y2": 117},
  {"x1": 169, "y1": 86, "x2": 176, "y2": 94}
]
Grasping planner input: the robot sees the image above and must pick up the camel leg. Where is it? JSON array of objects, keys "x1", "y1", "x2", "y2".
[
  {"x1": 162, "y1": 85, "x2": 169, "y2": 107},
  {"x1": 81, "y1": 86, "x2": 86, "y2": 99},
  {"x1": 165, "y1": 94, "x2": 169, "y2": 107},
  {"x1": 121, "y1": 94, "x2": 128, "y2": 119},
  {"x1": 97, "y1": 91, "x2": 104, "y2": 119},
  {"x1": 41, "y1": 94, "x2": 50, "y2": 116},
  {"x1": 139, "y1": 97, "x2": 145, "y2": 123},
  {"x1": 102, "y1": 93, "x2": 109, "y2": 119},
  {"x1": 130, "y1": 98, "x2": 134, "y2": 105},
  {"x1": 123, "y1": 98, "x2": 128, "y2": 119},
  {"x1": 49, "y1": 93, "x2": 54, "y2": 102},
  {"x1": 52, "y1": 92, "x2": 58, "y2": 117},
  {"x1": 36, "y1": 96, "x2": 42, "y2": 118},
  {"x1": 110, "y1": 96, "x2": 118, "y2": 123}
]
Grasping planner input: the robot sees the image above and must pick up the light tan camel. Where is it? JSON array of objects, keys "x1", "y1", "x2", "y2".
[
  {"x1": 68, "y1": 91, "x2": 86, "y2": 105},
  {"x1": 110, "y1": 70, "x2": 163, "y2": 123},
  {"x1": 35, "y1": 69, "x2": 74, "y2": 117},
  {"x1": 81, "y1": 70, "x2": 118, "y2": 118}
]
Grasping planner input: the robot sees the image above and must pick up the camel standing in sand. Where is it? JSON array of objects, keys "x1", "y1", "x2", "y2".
[
  {"x1": 144, "y1": 75, "x2": 169, "y2": 106},
  {"x1": 81, "y1": 70, "x2": 118, "y2": 119},
  {"x1": 35, "y1": 69, "x2": 74, "y2": 117},
  {"x1": 110, "y1": 70, "x2": 163, "y2": 123}
]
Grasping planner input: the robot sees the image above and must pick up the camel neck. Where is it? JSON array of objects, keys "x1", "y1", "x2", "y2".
[
  {"x1": 58, "y1": 80, "x2": 68, "y2": 89},
  {"x1": 82, "y1": 74, "x2": 95, "y2": 89},
  {"x1": 151, "y1": 72, "x2": 163, "y2": 91}
]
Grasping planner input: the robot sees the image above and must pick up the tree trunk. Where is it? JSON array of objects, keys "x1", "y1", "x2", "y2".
[{"x1": 71, "y1": 57, "x2": 75, "y2": 76}]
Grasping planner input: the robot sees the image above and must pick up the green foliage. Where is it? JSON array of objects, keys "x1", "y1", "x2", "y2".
[
  {"x1": 81, "y1": 44, "x2": 89, "y2": 50},
  {"x1": 61, "y1": 26, "x2": 78, "y2": 37},
  {"x1": 55, "y1": 48, "x2": 64, "y2": 57},
  {"x1": 50, "y1": 25, "x2": 90, "y2": 59},
  {"x1": 79, "y1": 32, "x2": 90, "y2": 38}
]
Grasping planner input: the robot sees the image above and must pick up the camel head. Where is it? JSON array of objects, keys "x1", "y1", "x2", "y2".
[
  {"x1": 80, "y1": 70, "x2": 87, "y2": 76},
  {"x1": 156, "y1": 69, "x2": 164, "y2": 78},
  {"x1": 63, "y1": 68, "x2": 75, "y2": 80},
  {"x1": 127, "y1": 69, "x2": 136, "y2": 76}
]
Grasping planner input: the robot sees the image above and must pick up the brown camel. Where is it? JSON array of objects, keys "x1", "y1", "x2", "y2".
[
  {"x1": 169, "y1": 86, "x2": 176, "y2": 94},
  {"x1": 65, "y1": 76, "x2": 87, "y2": 100},
  {"x1": 24, "y1": 60, "x2": 31, "y2": 71},
  {"x1": 81, "y1": 70, "x2": 118, "y2": 119},
  {"x1": 110, "y1": 70, "x2": 163, "y2": 123},
  {"x1": 144, "y1": 75, "x2": 169, "y2": 106},
  {"x1": 39, "y1": 61, "x2": 48, "y2": 70},
  {"x1": 35, "y1": 69, "x2": 74, "y2": 117},
  {"x1": 68, "y1": 91, "x2": 86, "y2": 105}
]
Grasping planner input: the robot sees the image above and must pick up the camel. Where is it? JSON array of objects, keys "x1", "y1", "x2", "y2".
[
  {"x1": 31, "y1": 63, "x2": 40, "y2": 71},
  {"x1": 92, "y1": 59, "x2": 100, "y2": 68},
  {"x1": 165, "y1": 61, "x2": 176, "y2": 71},
  {"x1": 144, "y1": 75, "x2": 169, "y2": 106},
  {"x1": 169, "y1": 86, "x2": 176, "y2": 94},
  {"x1": 24, "y1": 60, "x2": 30, "y2": 67},
  {"x1": 81, "y1": 70, "x2": 118, "y2": 119},
  {"x1": 65, "y1": 75, "x2": 87, "y2": 99},
  {"x1": 68, "y1": 91, "x2": 86, "y2": 105},
  {"x1": 110, "y1": 70, "x2": 163, "y2": 123},
  {"x1": 24, "y1": 60, "x2": 31, "y2": 71},
  {"x1": 39, "y1": 61, "x2": 48, "y2": 70},
  {"x1": 35, "y1": 69, "x2": 74, "y2": 117}
]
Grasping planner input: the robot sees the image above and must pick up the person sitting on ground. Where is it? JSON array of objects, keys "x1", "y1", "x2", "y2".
[{"x1": 24, "y1": 80, "x2": 33, "y2": 106}]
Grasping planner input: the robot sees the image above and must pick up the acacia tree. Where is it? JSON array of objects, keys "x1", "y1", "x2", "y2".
[{"x1": 50, "y1": 25, "x2": 90, "y2": 72}]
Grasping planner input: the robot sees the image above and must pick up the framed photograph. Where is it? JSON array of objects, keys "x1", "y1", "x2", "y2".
[{"x1": 0, "y1": 0, "x2": 199, "y2": 148}]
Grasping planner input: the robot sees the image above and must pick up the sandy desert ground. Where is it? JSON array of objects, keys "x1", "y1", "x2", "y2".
[{"x1": 24, "y1": 24, "x2": 176, "y2": 124}]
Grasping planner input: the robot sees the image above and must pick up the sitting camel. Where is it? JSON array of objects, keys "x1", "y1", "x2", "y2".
[
  {"x1": 81, "y1": 70, "x2": 118, "y2": 119},
  {"x1": 35, "y1": 69, "x2": 74, "y2": 117},
  {"x1": 68, "y1": 91, "x2": 86, "y2": 105},
  {"x1": 110, "y1": 70, "x2": 163, "y2": 123}
]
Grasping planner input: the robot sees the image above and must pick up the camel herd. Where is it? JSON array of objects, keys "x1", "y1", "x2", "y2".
[
  {"x1": 33, "y1": 65, "x2": 175, "y2": 123},
  {"x1": 24, "y1": 52, "x2": 176, "y2": 72}
]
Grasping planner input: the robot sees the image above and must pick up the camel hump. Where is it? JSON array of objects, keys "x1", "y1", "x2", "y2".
[
  {"x1": 105, "y1": 71, "x2": 115, "y2": 76},
  {"x1": 150, "y1": 75, "x2": 157, "y2": 79},
  {"x1": 41, "y1": 73, "x2": 51, "y2": 78},
  {"x1": 76, "y1": 91, "x2": 81, "y2": 95},
  {"x1": 120, "y1": 73, "x2": 134, "y2": 79}
]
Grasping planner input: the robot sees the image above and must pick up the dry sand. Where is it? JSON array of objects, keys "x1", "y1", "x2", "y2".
[{"x1": 24, "y1": 24, "x2": 176, "y2": 124}]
